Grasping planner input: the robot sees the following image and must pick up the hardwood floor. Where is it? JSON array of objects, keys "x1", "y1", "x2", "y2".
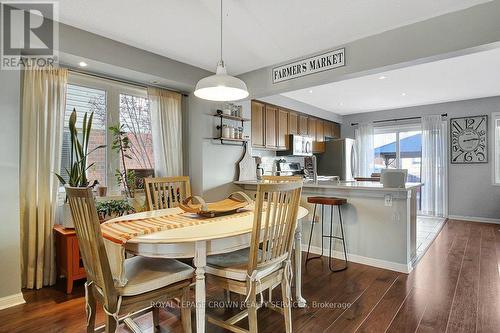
[{"x1": 0, "y1": 219, "x2": 498, "y2": 333}]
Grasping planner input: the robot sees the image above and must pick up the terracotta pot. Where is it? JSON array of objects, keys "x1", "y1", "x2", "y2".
[{"x1": 97, "y1": 186, "x2": 107, "y2": 197}]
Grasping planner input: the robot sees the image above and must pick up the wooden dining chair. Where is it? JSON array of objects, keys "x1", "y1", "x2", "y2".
[
  {"x1": 65, "y1": 186, "x2": 194, "y2": 333},
  {"x1": 205, "y1": 180, "x2": 303, "y2": 333},
  {"x1": 144, "y1": 176, "x2": 192, "y2": 211}
]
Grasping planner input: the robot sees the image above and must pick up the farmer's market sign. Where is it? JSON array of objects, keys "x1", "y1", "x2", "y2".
[{"x1": 272, "y1": 48, "x2": 345, "y2": 84}]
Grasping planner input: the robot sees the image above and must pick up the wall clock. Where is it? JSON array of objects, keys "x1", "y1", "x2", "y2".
[{"x1": 450, "y1": 115, "x2": 488, "y2": 164}]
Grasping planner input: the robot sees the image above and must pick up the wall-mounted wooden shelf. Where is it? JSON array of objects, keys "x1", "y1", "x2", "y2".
[
  {"x1": 213, "y1": 113, "x2": 250, "y2": 122},
  {"x1": 213, "y1": 110, "x2": 249, "y2": 146},
  {"x1": 213, "y1": 137, "x2": 249, "y2": 146}
]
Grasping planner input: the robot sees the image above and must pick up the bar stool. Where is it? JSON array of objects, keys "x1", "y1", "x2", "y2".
[{"x1": 305, "y1": 196, "x2": 348, "y2": 272}]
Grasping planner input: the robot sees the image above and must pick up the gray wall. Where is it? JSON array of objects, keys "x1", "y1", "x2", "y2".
[
  {"x1": 0, "y1": 70, "x2": 22, "y2": 298},
  {"x1": 187, "y1": 97, "x2": 253, "y2": 201},
  {"x1": 342, "y1": 96, "x2": 500, "y2": 220}
]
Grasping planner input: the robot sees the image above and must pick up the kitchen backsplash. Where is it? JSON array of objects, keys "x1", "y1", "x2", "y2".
[{"x1": 251, "y1": 149, "x2": 304, "y2": 174}]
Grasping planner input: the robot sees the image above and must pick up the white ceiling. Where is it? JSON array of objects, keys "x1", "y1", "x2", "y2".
[
  {"x1": 53, "y1": 0, "x2": 490, "y2": 75},
  {"x1": 282, "y1": 47, "x2": 500, "y2": 115}
]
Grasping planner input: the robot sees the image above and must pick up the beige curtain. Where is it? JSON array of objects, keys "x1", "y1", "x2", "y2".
[
  {"x1": 147, "y1": 87, "x2": 183, "y2": 177},
  {"x1": 20, "y1": 67, "x2": 68, "y2": 289}
]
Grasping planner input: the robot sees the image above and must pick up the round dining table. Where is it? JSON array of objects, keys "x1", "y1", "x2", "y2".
[{"x1": 106, "y1": 206, "x2": 309, "y2": 333}]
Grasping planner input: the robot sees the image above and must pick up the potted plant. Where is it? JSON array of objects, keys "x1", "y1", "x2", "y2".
[
  {"x1": 95, "y1": 199, "x2": 135, "y2": 222},
  {"x1": 109, "y1": 124, "x2": 137, "y2": 198},
  {"x1": 55, "y1": 108, "x2": 105, "y2": 228}
]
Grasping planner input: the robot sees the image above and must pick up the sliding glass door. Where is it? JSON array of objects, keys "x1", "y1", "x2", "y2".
[{"x1": 374, "y1": 124, "x2": 422, "y2": 210}]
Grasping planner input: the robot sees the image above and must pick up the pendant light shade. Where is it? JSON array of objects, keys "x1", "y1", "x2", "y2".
[
  {"x1": 194, "y1": 0, "x2": 249, "y2": 101},
  {"x1": 194, "y1": 61, "x2": 249, "y2": 101}
]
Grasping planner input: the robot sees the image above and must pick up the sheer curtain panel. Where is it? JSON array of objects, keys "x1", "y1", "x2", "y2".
[
  {"x1": 20, "y1": 67, "x2": 68, "y2": 289},
  {"x1": 355, "y1": 123, "x2": 374, "y2": 177},
  {"x1": 421, "y1": 115, "x2": 447, "y2": 217},
  {"x1": 148, "y1": 88, "x2": 183, "y2": 177}
]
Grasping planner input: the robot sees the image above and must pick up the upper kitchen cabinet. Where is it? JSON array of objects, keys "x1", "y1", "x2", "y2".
[
  {"x1": 316, "y1": 119, "x2": 324, "y2": 142},
  {"x1": 324, "y1": 121, "x2": 341, "y2": 139},
  {"x1": 288, "y1": 112, "x2": 298, "y2": 135},
  {"x1": 308, "y1": 117, "x2": 317, "y2": 139},
  {"x1": 324, "y1": 121, "x2": 333, "y2": 138},
  {"x1": 250, "y1": 100, "x2": 341, "y2": 151},
  {"x1": 332, "y1": 122, "x2": 341, "y2": 138},
  {"x1": 265, "y1": 104, "x2": 277, "y2": 149},
  {"x1": 251, "y1": 100, "x2": 265, "y2": 148},
  {"x1": 299, "y1": 115, "x2": 308, "y2": 135},
  {"x1": 277, "y1": 108, "x2": 288, "y2": 150}
]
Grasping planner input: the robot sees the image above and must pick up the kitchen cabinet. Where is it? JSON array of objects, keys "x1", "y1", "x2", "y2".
[
  {"x1": 308, "y1": 117, "x2": 317, "y2": 139},
  {"x1": 312, "y1": 118, "x2": 325, "y2": 153},
  {"x1": 288, "y1": 112, "x2": 298, "y2": 135},
  {"x1": 316, "y1": 119, "x2": 325, "y2": 142},
  {"x1": 324, "y1": 121, "x2": 333, "y2": 138},
  {"x1": 251, "y1": 100, "x2": 341, "y2": 151},
  {"x1": 324, "y1": 121, "x2": 341, "y2": 139},
  {"x1": 299, "y1": 115, "x2": 308, "y2": 135},
  {"x1": 277, "y1": 108, "x2": 288, "y2": 150},
  {"x1": 251, "y1": 101, "x2": 265, "y2": 148},
  {"x1": 332, "y1": 122, "x2": 341, "y2": 138},
  {"x1": 265, "y1": 105, "x2": 277, "y2": 149}
]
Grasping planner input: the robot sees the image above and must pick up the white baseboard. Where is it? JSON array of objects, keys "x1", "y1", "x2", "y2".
[
  {"x1": 304, "y1": 245, "x2": 413, "y2": 274},
  {"x1": 448, "y1": 215, "x2": 500, "y2": 225},
  {"x1": 0, "y1": 293, "x2": 25, "y2": 310}
]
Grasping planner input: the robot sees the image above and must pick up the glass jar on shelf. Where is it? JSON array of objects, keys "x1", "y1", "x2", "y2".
[{"x1": 222, "y1": 124, "x2": 230, "y2": 138}]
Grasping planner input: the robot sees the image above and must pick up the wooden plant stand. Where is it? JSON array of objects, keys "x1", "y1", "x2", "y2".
[{"x1": 54, "y1": 224, "x2": 86, "y2": 293}]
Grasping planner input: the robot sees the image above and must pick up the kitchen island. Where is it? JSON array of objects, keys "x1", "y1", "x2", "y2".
[{"x1": 234, "y1": 180, "x2": 423, "y2": 273}]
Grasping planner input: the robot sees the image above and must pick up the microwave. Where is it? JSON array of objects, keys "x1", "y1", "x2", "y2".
[{"x1": 277, "y1": 135, "x2": 313, "y2": 157}]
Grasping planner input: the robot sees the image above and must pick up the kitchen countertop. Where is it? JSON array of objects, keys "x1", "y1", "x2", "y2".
[{"x1": 234, "y1": 180, "x2": 423, "y2": 191}]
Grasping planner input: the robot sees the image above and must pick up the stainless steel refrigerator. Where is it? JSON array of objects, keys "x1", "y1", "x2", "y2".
[{"x1": 317, "y1": 138, "x2": 357, "y2": 181}]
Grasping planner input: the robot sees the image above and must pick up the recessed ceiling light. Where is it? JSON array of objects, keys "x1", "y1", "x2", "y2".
[
  {"x1": 79, "y1": 61, "x2": 88, "y2": 67},
  {"x1": 339, "y1": 102, "x2": 344, "y2": 106},
  {"x1": 308, "y1": 90, "x2": 313, "y2": 93},
  {"x1": 401, "y1": 92, "x2": 407, "y2": 96},
  {"x1": 378, "y1": 75, "x2": 387, "y2": 80}
]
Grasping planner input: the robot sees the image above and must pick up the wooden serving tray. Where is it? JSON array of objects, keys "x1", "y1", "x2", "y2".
[{"x1": 179, "y1": 192, "x2": 253, "y2": 218}]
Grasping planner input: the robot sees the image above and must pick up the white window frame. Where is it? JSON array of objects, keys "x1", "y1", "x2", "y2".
[
  {"x1": 66, "y1": 72, "x2": 148, "y2": 194},
  {"x1": 492, "y1": 112, "x2": 500, "y2": 186}
]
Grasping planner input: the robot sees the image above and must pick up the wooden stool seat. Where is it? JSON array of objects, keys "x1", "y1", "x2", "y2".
[{"x1": 307, "y1": 196, "x2": 347, "y2": 206}]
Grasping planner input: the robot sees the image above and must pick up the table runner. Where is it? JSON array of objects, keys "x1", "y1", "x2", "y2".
[{"x1": 101, "y1": 208, "x2": 254, "y2": 245}]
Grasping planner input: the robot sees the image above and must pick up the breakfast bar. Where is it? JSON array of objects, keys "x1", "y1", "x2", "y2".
[{"x1": 235, "y1": 180, "x2": 423, "y2": 273}]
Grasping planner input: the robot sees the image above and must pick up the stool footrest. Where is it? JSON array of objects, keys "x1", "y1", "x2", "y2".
[{"x1": 321, "y1": 235, "x2": 344, "y2": 240}]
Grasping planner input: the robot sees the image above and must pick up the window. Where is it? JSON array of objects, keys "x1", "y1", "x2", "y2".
[
  {"x1": 60, "y1": 73, "x2": 153, "y2": 193},
  {"x1": 493, "y1": 112, "x2": 500, "y2": 185},
  {"x1": 119, "y1": 94, "x2": 154, "y2": 171},
  {"x1": 374, "y1": 124, "x2": 422, "y2": 209},
  {"x1": 61, "y1": 84, "x2": 107, "y2": 185}
]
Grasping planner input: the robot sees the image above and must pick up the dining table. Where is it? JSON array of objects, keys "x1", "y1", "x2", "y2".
[{"x1": 103, "y1": 205, "x2": 309, "y2": 333}]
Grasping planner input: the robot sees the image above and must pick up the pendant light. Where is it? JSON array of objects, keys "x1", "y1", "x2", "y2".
[{"x1": 194, "y1": 0, "x2": 249, "y2": 101}]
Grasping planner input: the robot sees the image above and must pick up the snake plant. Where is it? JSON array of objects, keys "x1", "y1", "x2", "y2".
[{"x1": 55, "y1": 108, "x2": 105, "y2": 187}]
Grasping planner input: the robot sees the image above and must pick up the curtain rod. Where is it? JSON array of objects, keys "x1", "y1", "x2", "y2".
[
  {"x1": 67, "y1": 67, "x2": 190, "y2": 97},
  {"x1": 350, "y1": 113, "x2": 447, "y2": 126}
]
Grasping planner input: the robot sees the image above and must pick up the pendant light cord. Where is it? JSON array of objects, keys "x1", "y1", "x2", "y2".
[{"x1": 220, "y1": 0, "x2": 223, "y2": 63}]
